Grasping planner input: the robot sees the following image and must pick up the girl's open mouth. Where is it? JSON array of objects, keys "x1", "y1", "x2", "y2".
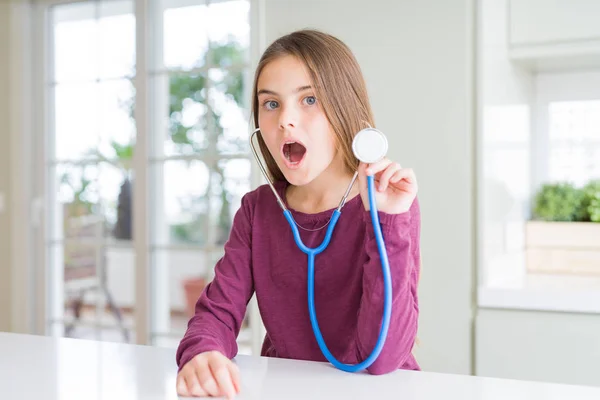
[{"x1": 282, "y1": 141, "x2": 307, "y2": 169}]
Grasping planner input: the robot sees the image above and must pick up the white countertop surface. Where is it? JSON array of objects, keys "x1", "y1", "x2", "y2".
[{"x1": 1, "y1": 332, "x2": 599, "y2": 399}]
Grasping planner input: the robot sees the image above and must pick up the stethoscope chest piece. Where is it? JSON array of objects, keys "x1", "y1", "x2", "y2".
[{"x1": 352, "y1": 128, "x2": 388, "y2": 164}]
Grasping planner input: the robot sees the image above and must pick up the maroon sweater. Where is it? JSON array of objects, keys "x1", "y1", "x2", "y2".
[{"x1": 176, "y1": 180, "x2": 421, "y2": 375}]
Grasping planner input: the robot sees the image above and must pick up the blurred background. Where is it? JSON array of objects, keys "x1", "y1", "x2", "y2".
[{"x1": 0, "y1": 0, "x2": 599, "y2": 389}]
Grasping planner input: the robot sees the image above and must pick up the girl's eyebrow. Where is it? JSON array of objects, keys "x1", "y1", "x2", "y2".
[{"x1": 257, "y1": 85, "x2": 312, "y2": 96}]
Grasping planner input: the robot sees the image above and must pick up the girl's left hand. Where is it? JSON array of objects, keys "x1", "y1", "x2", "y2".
[{"x1": 357, "y1": 159, "x2": 418, "y2": 214}]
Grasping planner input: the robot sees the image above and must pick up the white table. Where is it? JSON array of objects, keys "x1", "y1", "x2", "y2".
[{"x1": 1, "y1": 332, "x2": 599, "y2": 399}]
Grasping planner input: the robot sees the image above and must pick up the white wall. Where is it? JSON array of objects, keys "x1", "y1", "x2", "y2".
[
  {"x1": 0, "y1": 3, "x2": 12, "y2": 333},
  {"x1": 263, "y1": 0, "x2": 476, "y2": 374},
  {"x1": 476, "y1": 308, "x2": 600, "y2": 387}
]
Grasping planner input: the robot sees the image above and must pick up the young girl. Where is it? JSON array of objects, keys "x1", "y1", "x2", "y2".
[{"x1": 176, "y1": 29, "x2": 420, "y2": 398}]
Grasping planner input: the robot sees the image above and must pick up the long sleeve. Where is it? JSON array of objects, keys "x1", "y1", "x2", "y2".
[
  {"x1": 176, "y1": 193, "x2": 255, "y2": 371},
  {"x1": 355, "y1": 198, "x2": 420, "y2": 375}
]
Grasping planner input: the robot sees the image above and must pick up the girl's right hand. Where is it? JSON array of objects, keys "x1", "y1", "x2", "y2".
[{"x1": 176, "y1": 351, "x2": 241, "y2": 399}]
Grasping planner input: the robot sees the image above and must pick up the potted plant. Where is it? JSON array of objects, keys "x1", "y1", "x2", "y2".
[
  {"x1": 526, "y1": 180, "x2": 600, "y2": 275},
  {"x1": 582, "y1": 180, "x2": 600, "y2": 222}
]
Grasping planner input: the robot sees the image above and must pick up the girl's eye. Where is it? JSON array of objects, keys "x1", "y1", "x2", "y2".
[
  {"x1": 263, "y1": 100, "x2": 279, "y2": 110},
  {"x1": 303, "y1": 96, "x2": 317, "y2": 106}
]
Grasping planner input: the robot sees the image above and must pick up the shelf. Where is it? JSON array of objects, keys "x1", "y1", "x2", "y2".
[
  {"x1": 509, "y1": 39, "x2": 600, "y2": 72},
  {"x1": 479, "y1": 274, "x2": 600, "y2": 314}
]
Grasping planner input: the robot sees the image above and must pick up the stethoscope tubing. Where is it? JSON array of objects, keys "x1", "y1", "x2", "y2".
[
  {"x1": 250, "y1": 127, "x2": 392, "y2": 372},
  {"x1": 283, "y1": 175, "x2": 392, "y2": 372}
]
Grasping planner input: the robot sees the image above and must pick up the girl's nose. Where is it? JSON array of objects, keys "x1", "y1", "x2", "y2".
[{"x1": 278, "y1": 105, "x2": 298, "y2": 130}]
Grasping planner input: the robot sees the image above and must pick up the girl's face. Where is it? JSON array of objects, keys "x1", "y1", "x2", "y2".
[{"x1": 257, "y1": 55, "x2": 338, "y2": 186}]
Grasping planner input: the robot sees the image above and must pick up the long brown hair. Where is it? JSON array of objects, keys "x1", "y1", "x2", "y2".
[{"x1": 250, "y1": 29, "x2": 375, "y2": 182}]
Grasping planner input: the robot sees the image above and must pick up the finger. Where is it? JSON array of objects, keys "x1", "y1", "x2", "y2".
[
  {"x1": 357, "y1": 161, "x2": 368, "y2": 180},
  {"x1": 211, "y1": 361, "x2": 237, "y2": 399},
  {"x1": 378, "y1": 163, "x2": 402, "y2": 192},
  {"x1": 365, "y1": 158, "x2": 395, "y2": 176},
  {"x1": 357, "y1": 162, "x2": 369, "y2": 191},
  {"x1": 195, "y1": 360, "x2": 219, "y2": 397},
  {"x1": 390, "y1": 169, "x2": 418, "y2": 194},
  {"x1": 356, "y1": 162, "x2": 373, "y2": 210},
  {"x1": 176, "y1": 374, "x2": 190, "y2": 397},
  {"x1": 185, "y1": 373, "x2": 208, "y2": 398},
  {"x1": 227, "y1": 362, "x2": 242, "y2": 394},
  {"x1": 390, "y1": 168, "x2": 416, "y2": 185}
]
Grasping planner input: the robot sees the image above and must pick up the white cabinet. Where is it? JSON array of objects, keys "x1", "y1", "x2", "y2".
[
  {"x1": 509, "y1": 0, "x2": 600, "y2": 45},
  {"x1": 476, "y1": 308, "x2": 600, "y2": 387},
  {"x1": 508, "y1": 0, "x2": 600, "y2": 71}
]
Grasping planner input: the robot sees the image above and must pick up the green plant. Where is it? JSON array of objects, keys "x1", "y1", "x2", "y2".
[
  {"x1": 532, "y1": 183, "x2": 585, "y2": 222},
  {"x1": 583, "y1": 180, "x2": 600, "y2": 222}
]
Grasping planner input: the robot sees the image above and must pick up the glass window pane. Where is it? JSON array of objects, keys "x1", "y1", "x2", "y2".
[
  {"x1": 149, "y1": 247, "x2": 251, "y2": 354},
  {"x1": 150, "y1": 248, "x2": 214, "y2": 338},
  {"x1": 162, "y1": 2, "x2": 210, "y2": 70},
  {"x1": 52, "y1": 1, "x2": 135, "y2": 82},
  {"x1": 209, "y1": 68, "x2": 249, "y2": 155},
  {"x1": 47, "y1": 0, "x2": 136, "y2": 345},
  {"x1": 548, "y1": 100, "x2": 600, "y2": 186},
  {"x1": 51, "y1": 163, "x2": 100, "y2": 241},
  {"x1": 98, "y1": 1, "x2": 136, "y2": 79},
  {"x1": 51, "y1": 162, "x2": 131, "y2": 242},
  {"x1": 48, "y1": 161, "x2": 134, "y2": 342},
  {"x1": 208, "y1": 0, "x2": 250, "y2": 68},
  {"x1": 98, "y1": 162, "x2": 133, "y2": 241},
  {"x1": 212, "y1": 158, "x2": 251, "y2": 245},
  {"x1": 151, "y1": 160, "x2": 211, "y2": 246},
  {"x1": 52, "y1": 2, "x2": 98, "y2": 83},
  {"x1": 151, "y1": 72, "x2": 214, "y2": 157},
  {"x1": 97, "y1": 79, "x2": 136, "y2": 161},
  {"x1": 47, "y1": 237, "x2": 134, "y2": 343},
  {"x1": 54, "y1": 82, "x2": 100, "y2": 160}
]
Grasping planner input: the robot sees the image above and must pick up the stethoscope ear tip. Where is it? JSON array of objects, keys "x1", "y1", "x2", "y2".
[{"x1": 352, "y1": 128, "x2": 388, "y2": 164}]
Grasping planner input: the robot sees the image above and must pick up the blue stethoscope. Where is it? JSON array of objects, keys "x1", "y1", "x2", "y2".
[{"x1": 250, "y1": 127, "x2": 391, "y2": 373}]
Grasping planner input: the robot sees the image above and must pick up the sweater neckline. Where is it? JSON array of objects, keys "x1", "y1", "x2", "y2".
[{"x1": 274, "y1": 180, "x2": 362, "y2": 222}]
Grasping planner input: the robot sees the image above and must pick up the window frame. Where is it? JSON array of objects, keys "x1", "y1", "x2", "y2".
[
  {"x1": 532, "y1": 70, "x2": 600, "y2": 192},
  {"x1": 31, "y1": 0, "x2": 265, "y2": 348}
]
